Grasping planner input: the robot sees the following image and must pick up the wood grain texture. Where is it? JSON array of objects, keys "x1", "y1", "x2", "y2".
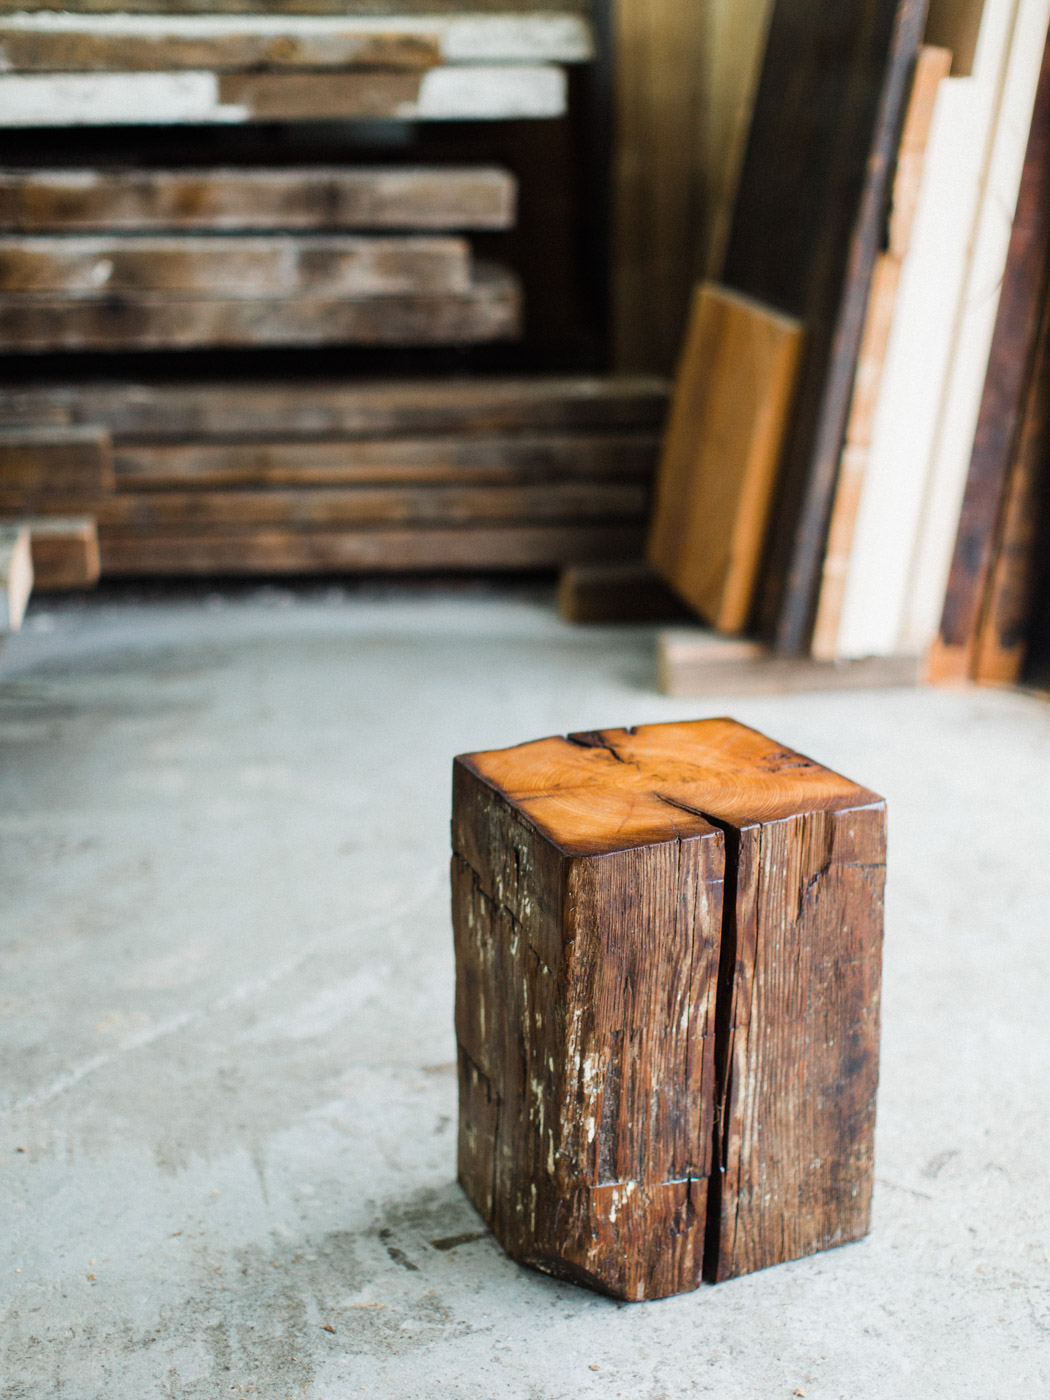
[
  {"x1": 111, "y1": 435, "x2": 658, "y2": 489},
  {"x1": 647, "y1": 283, "x2": 803, "y2": 633},
  {"x1": 930, "y1": 20, "x2": 1050, "y2": 682},
  {"x1": 0, "y1": 234, "x2": 471, "y2": 298},
  {"x1": 452, "y1": 717, "x2": 885, "y2": 1296},
  {"x1": 0, "y1": 166, "x2": 517, "y2": 234},
  {"x1": 0, "y1": 263, "x2": 521, "y2": 350},
  {"x1": 722, "y1": 0, "x2": 929, "y2": 651},
  {"x1": 0, "y1": 425, "x2": 114, "y2": 510},
  {"x1": 96, "y1": 524, "x2": 646, "y2": 575},
  {"x1": 0, "y1": 377, "x2": 668, "y2": 440},
  {"x1": 25, "y1": 516, "x2": 100, "y2": 591}
]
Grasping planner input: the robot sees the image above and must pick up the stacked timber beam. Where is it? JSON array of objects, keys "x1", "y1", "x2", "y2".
[{"x1": 0, "y1": 378, "x2": 666, "y2": 575}]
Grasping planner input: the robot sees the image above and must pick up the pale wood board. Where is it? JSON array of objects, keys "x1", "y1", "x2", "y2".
[
  {"x1": 888, "y1": 45, "x2": 953, "y2": 257},
  {"x1": 0, "y1": 166, "x2": 517, "y2": 233},
  {"x1": 658, "y1": 628, "x2": 920, "y2": 696},
  {"x1": 0, "y1": 523, "x2": 33, "y2": 633},
  {"x1": 647, "y1": 282, "x2": 803, "y2": 633},
  {"x1": 0, "y1": 234, "x2": 472, "y2": 298}
]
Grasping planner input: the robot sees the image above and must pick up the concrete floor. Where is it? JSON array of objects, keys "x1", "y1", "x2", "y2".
[{"x1": 2, "y1": 582, "x2": 1049, "y2": 1400}]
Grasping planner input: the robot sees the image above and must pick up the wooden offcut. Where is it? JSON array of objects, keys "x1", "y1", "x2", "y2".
[
  {"x1": 0, "y1": 523, "x2": 33, "y2": 634},
  {"x1": 452, "y1": 718, "x2": 885, "y2": 1298},
  {"x1": 647, "y1": 282, "x2": 803, "y2": 633},
  {"x1": 26, "y1": 516, "x2": 101, "y2": 591},
  {"x1": 556, "y1": 561, "x2": 692, "y2": 624},
  {"x1": 0, "y1": 166, "x2": 517, "y2": 234},
  {"x1": 0, "y1": 425, "x2": 114, "y2": 511},
  {"x1": 658, "y1": 629, "x2": 921, "y2": 696},
  {"x1": 0, "y1": 263, "x2": 521, "y2": 350},
  {"x1": 0, "y1": 234, "x2": 472, "y2": 298}
]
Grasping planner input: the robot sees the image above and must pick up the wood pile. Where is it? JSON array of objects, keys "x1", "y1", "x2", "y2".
[{"x1": 0, "y1": 377, "x2": 666, "y2": 575}]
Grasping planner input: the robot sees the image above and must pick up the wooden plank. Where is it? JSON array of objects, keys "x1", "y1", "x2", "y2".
[
  {"x1": 0, "y1": 234, "x2": 472, "y2": 298},
  {"x1": 0, "y1": 376, "x2": 669, "y2": 440},
  {"x1": 0, "y1": 263, "x2": 521, "y2": 350},
  {"x1": 35, "y1": 482, "x2": 650, "y2": 530},
  {"x1": 0, "y1": 0, "x2": 590, "y2": 15},
  {"x1": 887, "y1": 44, "x2": 953, "y2": 257},
  {"x1": 0, "y1": 65, "x2": 567, "y2": 127},
  {"x1": 96, "y1": 524, "x2": 647, "y2": 574},
  {"x1": 452, "y1": 717, "x2": 884, "y2": 1293},
  {"x1": 0, "y1": 425, "x2": 114, "y2": 508},
  {"x1": 112, "y1": 435, "x2": 659, "y2": 489},
  {"x1": 25, "y1": 516, "x2": 101, "y2": 591},
  {"x1": 722, "y1": 0, "x2": 929, "y2": 652},
  {"x1": 971, "y1": 282, "x2": 1050, "y2": 686},
  {"x1": 647, "y1": 282, "x2": 803, "y2": 634},
  {"x1": 659, "y1": 627, "x2": 920, "y2": 696},
  {"x1": 0, "y1": 166, "x2": 517, "y2": 234},
  {"x1": 0, "y1": 13, "x2": 592, "y2": 72},
  {"x1": 557, "y1": 561, "x2": 693, "y2": 623},
  {"x1": 0, "y1": 523, "x2": 33, "y2": 633},
  {"x1": 929, "y1": 17, "x2": 1050, "y2": 683}
]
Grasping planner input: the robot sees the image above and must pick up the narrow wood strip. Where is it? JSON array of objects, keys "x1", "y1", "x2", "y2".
[
  {"x1": 0, "y1": 166, "x2": 517, "y2": 234},
  {"x1": 97, "y1": 524, "x2": 648, "y2": 575},
  {"x1": 0, "y1": 264, "x2": 522, "y2": 350},
  {"x1": 112, "y1": 436, "x2": 660, "y2": 489},
  {"x1": 0, "y1": 376, "x2": 669, "y2": 439}
]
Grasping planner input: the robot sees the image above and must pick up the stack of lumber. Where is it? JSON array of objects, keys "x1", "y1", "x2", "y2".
[
  {"x1": 0, "y1": 376, "x2": 666, "y2": 575},
  {"x1": 0, "y1": 165, "x2": 522, "y2": 352}
]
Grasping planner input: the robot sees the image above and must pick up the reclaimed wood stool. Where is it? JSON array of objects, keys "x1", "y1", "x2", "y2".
[{"x1": 451, "y1": 718, "x2": 885, "y2": 1300}]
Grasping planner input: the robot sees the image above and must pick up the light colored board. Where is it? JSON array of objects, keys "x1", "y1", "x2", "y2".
[
  {"x1": 0, "y1": 376, "x2": 670, "y2": 439},
  {"x1": 96, "y1": 524, "x2": 647, "y2": 575},
  {"x1": 25, "y1": 516, "x2": 100, "y2": 590},
  {"x1": 0, "y1": 166, "x2": 517, "y2": 233},
  {"x1": 888, "y1": 45, "x2": 952, "y2": 257},
  {"x1": 0, "y1": 13, "x2": 592, "y2": 71},
  {"x1": 0, "y1": 425, "x2": 114, "y2": 507},
  {"x1": 0, "y1": 234, "x2": 472, "y2": 298},
  {"x1": 112, "y1": 435, "x2": 659, "y2": 489},
  {"x1": 0, "y1": 263, "x2": 521, "y2": 350},
  {"x1": 32, "y1": 482, "x2": 649, "y2": 529},
  {"x1": 658, "y1": 627, "x2": 920, "y2": 697},
  {"x1": 0, "y1": 522, "x2": 33, "y2": 632},
  {"x1": 647, "y1": 282, "x2": 803, "y2": 633},
  {"x1": 836, "y1": 0, "x2": 1050, "y2": 659},
  {"x1": 0, "y1": 64, "x2": 567, "y2": 126}
]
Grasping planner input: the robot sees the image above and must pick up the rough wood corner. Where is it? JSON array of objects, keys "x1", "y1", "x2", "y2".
[{"x1": 451, "y1": 717, "x2": 885, "y2": 1300}]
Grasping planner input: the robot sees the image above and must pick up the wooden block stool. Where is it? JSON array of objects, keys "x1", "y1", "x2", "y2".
[{"x1": 451, "y1": 718, "x2": 885, "y2": 1300}]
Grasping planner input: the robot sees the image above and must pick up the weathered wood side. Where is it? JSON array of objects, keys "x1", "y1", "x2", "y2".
[
  {"x1": 451, "y1": 754, "x2": 724, "y2": 1301},
  {"x1": 708, "y1": 802, "x2": 885, "y2": 1280},
  {"x1": 0, "y1": 235, "x2": 472, "y2": 298},
  {"x1": 0, "y1": 167, "x2": 517, "y2": 233},
  {"x1": 26, "y1": 516, "x2": 101, "y2": 591},
  {"x1": 0, "y1": 426, "x2": 114, "y2": 510}
]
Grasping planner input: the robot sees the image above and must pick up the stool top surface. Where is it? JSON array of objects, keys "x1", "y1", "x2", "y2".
[{"x1": 456, "y1": 717, "x2": 882, "y2": 855}]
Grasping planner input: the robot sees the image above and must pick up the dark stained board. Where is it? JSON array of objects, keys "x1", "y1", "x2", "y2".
[
  {"x1": 930, "y1": 22, "x2": 1050, "y2": 683},
  {"x1": 0, "y1": 263, "x2": 521, "y2": 350},
  {"x1": 0, "y1": 166, "x2": 517, "y2": 234},
  {"x1": 0, "y1": 425, "x2": 114, "y2": 510},
  {"x1": 452, "y1": 718, "x2": 885, "y2": 1297},
  {"x1": 0, "y1": 376, "x2": 669, "y2": 440},
  {"x1": 721, "y1": 0, "x2": 929, "y2": 651},
  {"x1": 0, "y1": 235, "x2": 472, "y2": 298}
]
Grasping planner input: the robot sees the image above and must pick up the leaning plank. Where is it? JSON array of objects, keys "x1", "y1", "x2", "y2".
[
  {"x1": 0, "y1": 425, "x2": 114, "y2": 509},
  {"x1": 888, "y1": 44, "x2": 953, "y2": 257},
  {"x1": 0, "y1": 235, "x2": 472, "y2": 298},
  {"x1": 112, "y1": 436, "x2": 659, "y2": 489},
  {"x1": 25, "y1": 516, "x2": 101, "y2": 591},
  {"x1": 42, "y1": 482, "x2": 650, "y2": 529},
  {"x1": 0, "y1": 377, "x2": 669, "y2": 439},
  {"x1": 0, "y1": 65, "x2": 567, "y2": 127},
  {"x1": 722, "y1": 0, "x2": 929, "y2": 652},
  {"x1": 658, "y1": 627, "x2": 921, "y2": 696},
  {"x1": 97, "y1": 525, "x2": 647, "y2": 574},
  {"x1": 0, "y1": 13, "x2": 592, "y2": 72},
  {"x1": 0, "y1": 167, "x2": 517, "y2": 233},
  {"x1": 0, "y1": 264, "x2": 521, "y2": 350},
  {"x1": 647, "y1": 283, "x2": 803, "y2": 633},
  {"x1": 0, "y1": 523, "x2": 33, "y2": 633}
]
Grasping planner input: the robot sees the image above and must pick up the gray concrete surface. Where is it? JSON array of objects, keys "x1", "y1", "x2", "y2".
[{"x1": 1, "y1": 583, "x2": 1048, "y2": 1400}]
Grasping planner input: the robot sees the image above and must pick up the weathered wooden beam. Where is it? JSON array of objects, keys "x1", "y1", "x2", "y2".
[
  {"x1": 0, "y1": 12, "x2": 593, "y2": 72},
  {"x1": 0, "y1": 166, "x2": 517, "y2": 234},
  {"x1": 451, "y1": 717, "x2": 886, "y2": 1297},
  {"x1": 25, "y1": 516, "x2": 101, "y2": 591},
  {"x1": 0, "y1": 425, "x2": 114, "y2": 510},
  {"x1": 0, "y1": 64, "x2": 567, "y2": 126}
]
